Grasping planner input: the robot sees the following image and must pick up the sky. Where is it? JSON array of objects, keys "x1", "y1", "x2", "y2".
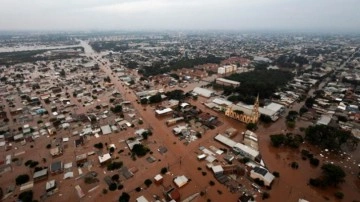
[{"x1": 0, "y1": 0, "x2": 360, "y2": 32}]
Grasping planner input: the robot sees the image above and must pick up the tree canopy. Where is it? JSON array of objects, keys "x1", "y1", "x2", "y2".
[
  {"x1": 148, "y1": 93, "x2": 162, "y2": 104},
  {"x1": 119, "y1": 192, "x2": 130, "y2": 202},
  {"x1": 132, "y1": 144, "x2": 150, "y2": 157},
  {"x1": 224, "y1": 69, "x2": 293, "y2": 100},
  {"x1": 111, "y1": 105, "x2": 123, "y2": 113},
  {"x1": 16, "y1": 174, "x2": 30, "y2": 185},
  {"x1": 321, "y1": 163, "x2": 346, "y2": 187},
  {"x1": 305, "y1": 125, "x2": 352, "y2": 150},
  {"x1": 270, "y1": 133, "x2": 303, "y2": 148},
  {"x1": 165, "y1": 89, "x2": 185, "y2": 100}
]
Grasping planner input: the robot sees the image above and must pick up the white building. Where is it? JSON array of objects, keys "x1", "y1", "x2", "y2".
[
  {"x1": 259, "y1": 102, "x2": 285, "y2": 121},
  {"x1": 217, "y1": 64, "x2": 237, "y2": 74},
  {"x1": 214, "y1": 134, "x2": 260, "y2": 161},
  {"x1": 216, "y1": 78, "x2": 240, "y2": 87},
  {"x1": 250, "y1": 166, "x2": 275, "y2": 186},
  {"x1": 193, "y1": 87, "x2": 214, "y2": 98}
]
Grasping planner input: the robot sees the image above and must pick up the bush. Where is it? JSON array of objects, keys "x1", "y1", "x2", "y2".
[
  {"x1": 246, "y1": 123, "x2": 257, "y2": 131},
  {"x1": 46, "y1": 144, "x2": 51, "y2": 149},
  {"x1": 112, "y1": 174, "x2": 120, "y2": 181},
  {"x1": 254, "y1": 178, "x2": 265, "y2": 187},
  {"x1": 273, "y1": 171, "x2": 280, "y2": 178},
  {"x1": 144, "y1": 179, "x2": 152, "y2": 187},
  {"x1": 102, "y1": 189, "x2": 108, "y2": 194},
  {"x1": 309, "y1": 178, "x2": 323, "y2": 187},
  {"x1": 334, "y1": 191, "x2": 344, "y2": 199},
  {"x1": 291, "y1": 162, "x2": 299, "y2": 169},
  {"x1": 29, "y1": 161, "x2": 39, "y2": 168},
  {"x1": 109, "y1": 183, "x2": 117, "y2": 191},
  {"x1": 16, "y1": 174, "x2": 30, "y2": 185},
  {"x1": 118, "y1": 184, "x2": 124, "y2": 190},
  {"x1": 260, "y1": 114, "x2": 272, "y2": 123},
  {"x1": 107, "y1": 161, "x2": 123, "y2": 171},
  {"x1": 286, "y1": 121, "x2": 296, "y2": 128},
  {"x1": 94, "y1": 142, "x2": 104, "y2": 149},
  {"x1": 132, "y1": 144, "x2": 149, "y2": 157},
  {"x1": 24, "y1": 160, "x2": 33, "y2": 166},
  {"x1": 18, "y1": 190, "x2": 33, "y2": 202},
  {"x1": 301, "y1": 149, "x2": 309, "y2": 157},
  {"x1": 310, "y1": 158, "x2": 320, "y2": 167},
  {"x1": 262, "y1": 192, "x2": 270, "y2": 200},
  {"x1": 119, "y1": 192, "x2": 130, "y2": 202},
  {"x1": 135, "y1": 187, "x2": 141, "y2": 192},
  {"x1": 160, "y1": 167, "x2": 168, "y2": 174},
  {"x1": 111, "y1": 105, "x2": 123, "y2": 113},
  {"x1": 209, "y1": 181, "x2": 215, "y2": 186}
]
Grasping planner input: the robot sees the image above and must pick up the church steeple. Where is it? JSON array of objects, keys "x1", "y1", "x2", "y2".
[{"x1": 252, "y1": 94, "x2": 260, "y2": 117}]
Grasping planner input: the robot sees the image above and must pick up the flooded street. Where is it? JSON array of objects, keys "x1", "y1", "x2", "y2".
[
  {"x1": 256, "y1": 77, "x2": 360, "y2": 201},
  {"x1": 79, "y1": 40, "x2": 360, "y2": 201}
]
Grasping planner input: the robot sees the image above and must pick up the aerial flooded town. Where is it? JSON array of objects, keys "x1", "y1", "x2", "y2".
[
  {"x1": 1, "y1": 1, "x2": 360, "y2": 202},
  {"x1": 0, "y1": 31, "x2": 359, "y2": 202}
]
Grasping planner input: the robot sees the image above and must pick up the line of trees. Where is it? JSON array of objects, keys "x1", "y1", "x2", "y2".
[{"x1": 270, "y1": 133, "x2": 303, "y2": 148}]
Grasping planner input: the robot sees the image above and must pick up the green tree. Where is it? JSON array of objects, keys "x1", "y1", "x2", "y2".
[
  {"x1": 262, "y1": 192, "x2": 270, "y2": 200},
  {"x1": 299, "y1": 107, "x2": 308, "y2": 116},
  {"x1": 144, "y1": 179, "x2": 153, "y2": 187},
  {"x1": 160, "y1": 167, "x2": 168, "y2": 174},
  {"x1": 109, "y1": 183, "x2": 117, "y2": 191},
  {"x1": 140, "y1": 98, "x2": 148, "y2": 104},
  {"x1": 18, "y1": 190, "x2": 33, "y2": 202},
  {"x1": 310, "y1": 158, "x2": 320, "y2": 167},
  {"x1": 149, "y1": 93, "x2": 162, "y2": 104},
  {"x1": 141, "y1": 131, "x2": 149, "y2": 140},
  {"x1": 112, "y1": 174, "x2": 120, "y2": 181},
  {"x1": 305, "y1": 125, "x2": 351, "y2": 150},
  {"x1": 260, "y1": 114, "x2": 272, "y2": 123},
  {"x1": 246, "y1": 123, "x2": 257, "y2": 131},
  {"x1": 270, "y1": 134, "x2": 286, "y2": 147},
  {"x1": 305, "y1": 97, "x2": 315, "y2": 108},
  {"x1": 60, "y1": 69, "x2": 66, "y2": 77},
  {"x1": 321, "y1": 164, "x2": 346, "y2": 187},
  {"x1": 16, "y1": 174, "x2": 30, "y2": 185},
  {"x1": 131, "y1": 144, "x2": 149, "y2": 157},
  {"x1": 111, "y1": 105, "x2": 123, "y2": 113},
  {"x1": 119, "y1": 192, "x2": 130, "y2": 202},
  {"x1": 94, "y1": 142, "x2": 104, "y2": 149}
]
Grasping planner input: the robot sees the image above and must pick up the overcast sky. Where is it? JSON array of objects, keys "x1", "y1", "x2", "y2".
[{"x1": 0, "y1": 0, "x2": 359, "y2": 32}]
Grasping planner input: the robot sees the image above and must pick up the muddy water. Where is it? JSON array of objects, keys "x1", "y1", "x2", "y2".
[
  {"x1": 257, "y1": 116, "x2": 360, "y2": 201},
  {"x1": 83, "y1": 41, "x2": 360, "y2": 201}
]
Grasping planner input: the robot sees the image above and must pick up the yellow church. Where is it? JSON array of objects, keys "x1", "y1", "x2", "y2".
[{"x1": 225, "y1": 96, "x2": 260, "y2": 124}]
